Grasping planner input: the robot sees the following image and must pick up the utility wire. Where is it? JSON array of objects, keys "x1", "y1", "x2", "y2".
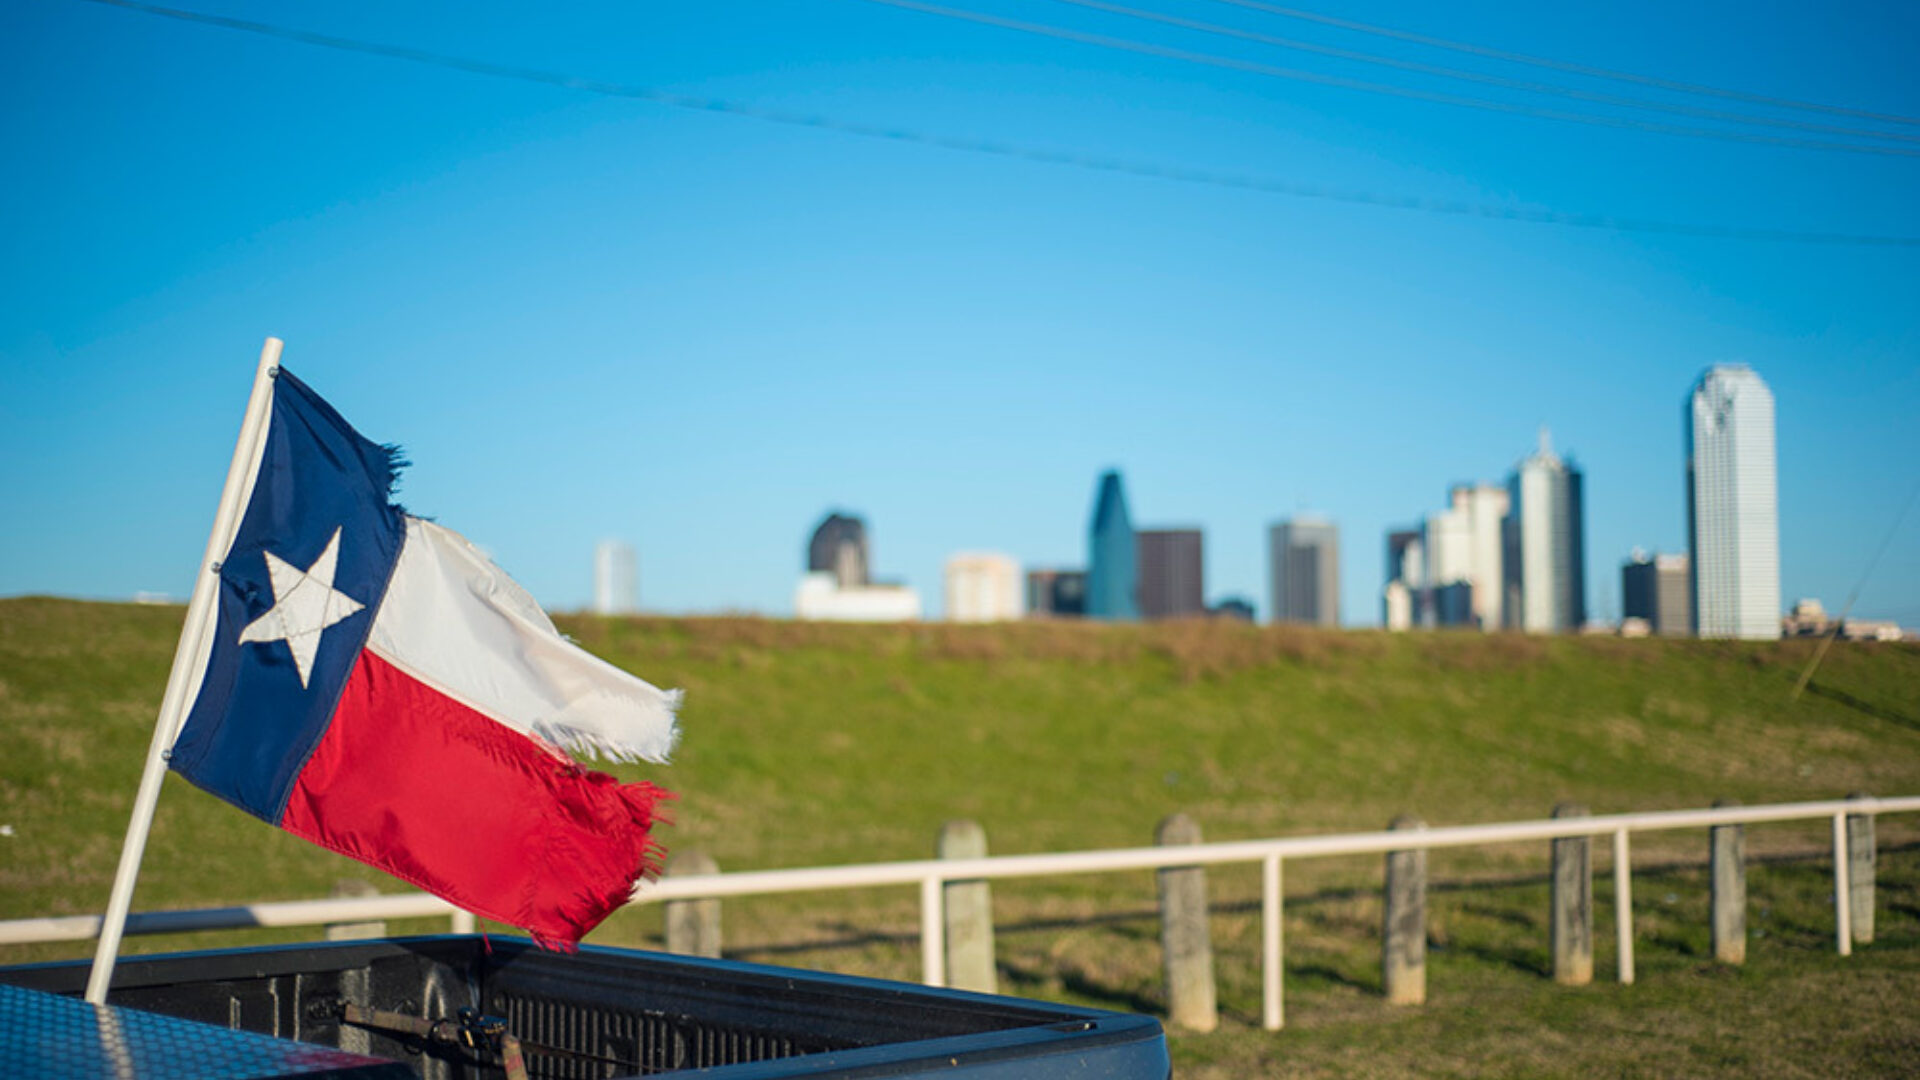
[
  {"x1": 1201, "y1": 0, "x2": 1920, "y2": 128},
  {"x1": 1034, "y1": 0, "x2": 1920, "y2": 146},
  {"x1": 1791, "y1": 479, "x2": 1920, "y2": 702},
  {"x1": 859, "y1": 0, "x2": 1920, "y2": 158},
  {"x1": 66, "y1": 0, "x2": 1920, "y2": 247}
]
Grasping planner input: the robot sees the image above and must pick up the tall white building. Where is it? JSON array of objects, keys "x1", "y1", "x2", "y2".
[
  {"x1": 1424, "y1": 504, "x2": 1473, "y2": 592},
  {"x1": 1424, "y1": 484, "x2": 1508, "y2": 629},
  {"x1": 1502, "y1": 428, "x2": 1586, "y2": 634},
  {"x1": 1687, "y1": 365, "x2": 1780, "y2": 640},
  {"x1": 1459, "y1": 484, "x2": 1509, "y2": 629},
  {"x1": 592, "y1": 540, "x2": 636, "y2": 615},
  {"x1": 945, "y1": 552, "x2": 1023, "y2": 622}
]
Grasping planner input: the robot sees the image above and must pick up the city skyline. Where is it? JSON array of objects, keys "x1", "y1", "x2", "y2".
[
  {"x1": 4, "y1": 2, "x2": 1916, "y2": 627},
  {"x1": 30, "y1": 388, "x2": 1920, "y2": 627},
  {"x1": 761, "y1": 365, "x2": 1848, "y2": 630},
  {"x1": 779, "y1": 383, "x2": 1772, "y2": 629}
]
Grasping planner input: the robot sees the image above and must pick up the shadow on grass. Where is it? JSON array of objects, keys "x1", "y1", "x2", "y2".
[
  {"x1": 1804, "y1": 680, "x2": 1920, "y2": 732},
  {"x1": 1289, "y1": 962, "x2": 1376, "y2": 994},
  {"x1": 1454, "y1": 900, "x2": 1541, "y2": 931},
  {"x1": 1648, "y1": 930, "x2": 1706, "y2": 959},
  {"x1": 1449, "y1": 938, "x2": 1549, "y2": 978},
  {"x1": 1058, "y1": 965, "x2": 1162, "y2": 1017},
  {"x1": 993, "y1": 955, "x2": 1165, "y2": 1016}
]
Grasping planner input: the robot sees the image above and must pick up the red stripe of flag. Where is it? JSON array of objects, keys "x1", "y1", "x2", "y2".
[{"x1": 280, "y1": 649, "x2": 669, "y2": 947}]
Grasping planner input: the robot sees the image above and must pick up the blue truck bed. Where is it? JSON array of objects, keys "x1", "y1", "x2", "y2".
[{"x1": 1, "y1": 935, "x2": 1170, "y2": 1079}]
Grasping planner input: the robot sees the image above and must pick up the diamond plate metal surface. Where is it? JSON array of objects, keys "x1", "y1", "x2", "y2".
[{"x1": 0, "y1": 981, "x2": 415, "y2": 1080}]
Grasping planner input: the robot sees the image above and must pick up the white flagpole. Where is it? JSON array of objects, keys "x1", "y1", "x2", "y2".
[{"x1": 86, "y1": 338, "x2": 284, "y2": 1003}]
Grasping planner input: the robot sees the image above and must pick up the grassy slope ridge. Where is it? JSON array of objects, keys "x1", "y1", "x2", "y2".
[
  {"x1": 4, "y1": 596, "x2": 1918, "y2": 920},
  {"x1": 4, "y1": 598, "x2": 1919, "y2": 1076},
  {"x1": 579, "y1": 614, "x2": 1920, "y2": 867}
]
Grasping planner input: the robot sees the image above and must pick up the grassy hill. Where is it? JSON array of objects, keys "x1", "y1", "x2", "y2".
[{"x1": 4, "y1": 597, "x2": 1918, "y2": 1076}]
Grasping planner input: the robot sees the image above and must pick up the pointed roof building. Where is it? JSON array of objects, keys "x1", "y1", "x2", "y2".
[{"x1": 1086, "y1": 470, "x2": 1138, "y2": 620}]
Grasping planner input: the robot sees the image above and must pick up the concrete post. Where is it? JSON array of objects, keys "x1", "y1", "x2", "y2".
[
  {"x1": 1382, "y1": 815, "x2": 1427, "y2": 1006},
  {"x1": 938, "y1": 820, "x2": 997, "y2": 993},
  {"x1": 1156, "y1": 813, "x2": 1218, "y2": 1032},
  {"x1": 1848, "y1": 793, "x2": 1876, "y2": 946},
  {"x1": 1551, "y1": 803, "x2": 1593, "y2": 986},
  {"x1": 664, "y1": 850, "x2": 722, "y2": 958},
  {"x1": 1709, "y1": 799, "x2": 1746, "y2": 965},
  {"x1": 324, "y1": 879, "x2": 386, "y2": 941}
]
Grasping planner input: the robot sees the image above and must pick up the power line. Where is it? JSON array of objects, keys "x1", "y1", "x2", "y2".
[
  {"x1": 1791, "y1": 478, "x2": 1920, "y2": 701},
  {"x1": 65, "y1": 0, "x2": 1920, "y2": 247},
  {"x1": 1201, "y1": 0, "x2": 1920, "y2": 128},
  {"x1": 858, "y1": 0, "x2": 1920, "y2": 158},
  {"x1": 1035, "y1": 0, "x2": 1920, "y2": 146}
]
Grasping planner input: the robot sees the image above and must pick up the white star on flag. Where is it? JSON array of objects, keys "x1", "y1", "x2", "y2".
[{"x1": 238, "y1": 527, "x2": 365, "y2": 689}]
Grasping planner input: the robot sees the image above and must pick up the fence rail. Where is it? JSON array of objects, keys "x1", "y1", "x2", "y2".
[
  {"x1": 0, "y1": 895, "x2": 474, "y2": 946},
  {"x1": 5, "y1": 795, "x2": 1914, "y2": 1031}
]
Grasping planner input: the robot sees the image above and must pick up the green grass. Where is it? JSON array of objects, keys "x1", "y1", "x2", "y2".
[{"x1": 4, "y1": 597, "x2": 1919, "y2": 1076}]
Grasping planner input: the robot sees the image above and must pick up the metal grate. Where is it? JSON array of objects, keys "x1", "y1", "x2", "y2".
[{"x1": 498, "y1": 992, "x2": 840, "y2": 1078}]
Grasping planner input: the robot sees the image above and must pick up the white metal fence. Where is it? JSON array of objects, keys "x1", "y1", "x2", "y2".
[
  {"x1": 0, "y1": 893, "x2": 476, "y2": 945},
  {"x1": 5, "y1": 795, "x2": 1914, "y2": 1031}
]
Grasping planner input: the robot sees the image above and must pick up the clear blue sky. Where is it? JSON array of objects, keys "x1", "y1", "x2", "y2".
[{"x1": 4, "y1": 0, "x2": 1916, "y2": 624}]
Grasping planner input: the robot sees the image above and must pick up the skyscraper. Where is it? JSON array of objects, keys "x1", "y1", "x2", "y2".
[
  {"x1": 1502, "y1": 428, "x2": 1586, "y2": 633},
  {"x1": 1622, "y1": 551, "x2": 1691, "y2": 636},
  {"x1": 1426, "y1": 486, "x2": 1509, "y2": 628},
  {"x1": 1026, "y1": 569, "x2": 1087, "y2": 617},
  {"x1": 1456, "y1": 484, "x2": 1510, "y2": 629},
  {"x1": 592, "y1": 540, "x2": 636, "y2": 615},
  {"x1": 1687, "y1": 365, "x2": 1780, "y2": 639},
  {"x1": 1383, "y1": 527, "x2": 1424, "y2": 630},
  {"x1": 1086, "y1": 470, "x2": 1138, "y2": 620},
  {"x1": 1385, "y1": 529, "x2": 1423, "y2": 589},
  {"x1": 1210, "y1": 597, "x2": 1256, "y2": 622},
  {"x1": 1137, "y1": 528, "x2": 1205, "y2": 619},
  {"x1": 808, "y1": 512, "x2": 869, "y2": 588},
  {"x1": 1269, "y1": 517, "x2": 1339, "y2": 626},
  {"x1": 945, "y1": 552, "x2": 1023, "y2": 622}
]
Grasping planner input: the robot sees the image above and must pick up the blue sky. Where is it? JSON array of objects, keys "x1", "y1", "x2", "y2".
[{"x1": 4, "y1": 0, "x2": 1916, "y2": 624}]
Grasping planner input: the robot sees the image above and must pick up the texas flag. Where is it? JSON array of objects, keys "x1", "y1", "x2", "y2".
[{"x1": 166, "y1": 367, "x2": 678, "y2": 948}]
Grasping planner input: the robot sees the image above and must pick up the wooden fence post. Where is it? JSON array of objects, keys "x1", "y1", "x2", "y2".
[
  {"x1": 664, "y1": 850, "x2": 722, "y2": 958},
  {"x1": 938, "y1": 820, "x2": 997, "y2": 993},
  {"x1": 1156, "y1": 813, "x2": 1218, "y2": 1032},
  {"x1": 1382, "y1": 815, "x2": 1427, "y2": 1006},
  {"x1": 1710, "y1": 799, "x2": 1746, "y2": 965},
  {"x1": 1847, "y1": 793, "x2": 1876, "y2": 946},
  {"x1": 1551, "y1": 803, "x2": 1593, "y2": 986},
  {"x1": 324, "y1": 879, "x2": 385, "y2": 941}
]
